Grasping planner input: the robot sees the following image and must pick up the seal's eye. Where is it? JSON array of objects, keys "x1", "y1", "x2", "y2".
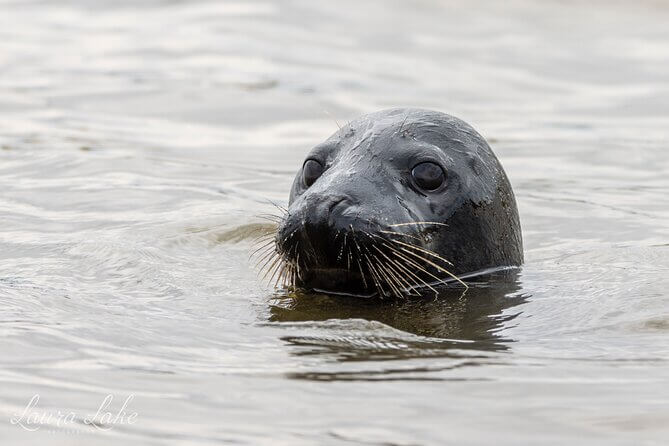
[
  {"x1": 302, "y1": 159, "x2": 324, "y2": 187},
  {"x1": 411, "y1": 162, "x2": 445, "y2": 191}
]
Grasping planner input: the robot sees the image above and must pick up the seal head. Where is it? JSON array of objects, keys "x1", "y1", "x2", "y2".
[{"x1": 273, "y1": 108, "x2": 522, "y2": 297}]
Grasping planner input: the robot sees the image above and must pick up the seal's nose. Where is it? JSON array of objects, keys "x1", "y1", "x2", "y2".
[
  {"x1": 282, "y1": 193, "x2": 359, "y2": 266},
  {"x1": 305, "y1": 194, "x2": 363, "y2": 234},
  {"x1": 328, "y1": 196, "x2": 348, "y2": 213},
  {"x1": 327, "y1": 196, "x2": 356, "y2": 224},
  {"x1": 276, "y1": 185, "x2": 388, "y2": 270},
  {"x1": 305, "y1": 194, "x2": 345, "y2": 231}
]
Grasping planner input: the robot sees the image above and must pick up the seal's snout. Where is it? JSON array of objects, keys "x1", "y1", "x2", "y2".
[
  {"x1": 277, "y1": 192, "x2": 369, "y2": 267},
  {"x1": 275, "y1": 197, "x2": 386, "y2": 295}
]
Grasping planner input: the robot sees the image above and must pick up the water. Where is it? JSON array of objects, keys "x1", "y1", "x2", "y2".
[{"x1": 1, "y1": 0, "x2": 668, "y2": 444}]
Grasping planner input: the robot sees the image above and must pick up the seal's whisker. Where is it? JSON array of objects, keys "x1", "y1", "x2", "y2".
[
  {"x1": 250, "y1": 235, "x2": 277, "y2": 249},
  {"x1": 290, "y1": 241, "x2": 300, "y2": 280},
  {"x1": 246, "y1": 223, "x2": 272, "y2": 232},
  {"x1": 371, "y1": 253, "x2": 403, "y2": 298},
  {"x1": 255, "y1": 214, "x2": 284, "y2": 223},
  {"x1": 282, "y1": 265, "x2": 290, "y2": 289},
  {"x1": 252, "y1": 248, "x2": 276, "y2": 269},
  {"x1": 250, "y1": 246, "x2": 275, "y2": 263},
  {"x1": 322, "y1": 108, "x2": 342, "y2": 130},
  {"x1": 249, "y1": 237, "x2": 276, "y2": 249},
  {"x1": 389, "y1": 239, "x2": 454, "y2": 266},
  {"x1": 249, "y1": 240, "x2": 276, "y2": 258},
  {"x1": 282, "y1": 261, "x2": 293, "y2": 289},
  {"x1": 355, "y1": 232, "x2": 382, "y2": 289},
  {"x1": 391, "y1": 244, "x2": 468, "y2": 289},
  {"x1": 387, "y1": 252, "x2": 437, "y2": 296},
  {"x1": 343, "y1": 232, "x2": 350, "y2": 270},
  {"x1": 290, "y1": 263, "x2": 296, "y2": 289},
  {"x1": 257, "y1": 252, "x2": 279, "y2": 279},
  {"x1": 251, "y1": 227, "x2": 277, "y2": 238},
  {"x1": 372, "y1": 252, "x2": 410, "y2": 298},
  {"x1": 255, "y1": 247, "x2": 278, "y2": 270},
  {"x1": 250, "y1": 235, "x2": 276, "y2": 248},
  {"x1": 295, "y1": 250, "x2": 302, "y2": 281},
  {"x1": 256, "y1": 211, "x2": 284, "y2": 218},
  {"x1": 371, "y1": 245, "x2": 422, "y2": 296},
  {"x1": 267, "y1": 256, "x2": 285, "y2": 286},
  {"x1": 364, "y1": 236, "x2": 405, "y2": 294},
  {"x1": 357, "y1": 233, "x2": 387, "y2": 297},
  {"x1": 250, "y1": 230, "x2": 278, "y2": 244},
  {"x1": 363, "y1": 230, "x2": 405, "y2": 298},
  {"x1": 279, "y1": 242, "x2": 300, "y2": 290},
  {"x1": 261, "y1": 254, "x2": 283, "y2": 282},
  {"x1": 265, "y1": 200, "x2": 289, "y2": 215},
  {"x1": 355, "y1": 256, "x2": 369, "y2": 290},
  {"x1": 386, "y1": 263, "x2": 410, "y2": 297},
  {"x1": 250, "y1": 237, "x2": 276, "y2": 249},
  {"x1": 276, "y1": 264, "x2": 285, "y2": 288},
  {"x1": 251, "y1": 237, "x2": 275, "y2": 251},
  {"x1": 274, "y1": 260, "x2": 288, "y2": 289},
  {"x1": 278, "y1": 263, "x2": 286, "y2": 288},
  {"x1": 246, "y1": 225, "x2": 276, "y2": 238},
  {"x1": 362, "y1": 252, "x2": 386, "y2": 298},
  {"x1": 254, "y1": 217, "x2": 280, "y2": 226},
  {"x1": 381, "y1": 241, "x2": 449, "y2": 291},
  {"x1": 360, "y1": 234, "x2": 397, "y2": 298},
  {"x1": 350, "y1": 226, "x2": 369, "y2": 290},
  {"x1": 379, "y1": 230, "x2": 423, "y2": 242},
  {"x1": 255, "y1": 255, "x2": 274, "y2": 276},
  {"x1": 389, "y1": 222, "x2": 449, "y2": 228},
  {"x1": 336, "y1": 229, "x2": 346, "y2": 263},
  {"x1": 368, "y1": 234, "x2": 415, "y2": 297}
]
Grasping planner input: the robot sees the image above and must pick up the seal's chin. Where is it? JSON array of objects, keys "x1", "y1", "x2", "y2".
[{"x1": 299, "y1": 268, "x2": 375, "y2": 297}]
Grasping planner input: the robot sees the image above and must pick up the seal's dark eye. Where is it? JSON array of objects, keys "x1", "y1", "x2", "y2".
[
  {"x1": 302, "y1": 159, "x2": 324, "y2": 187},
  {"x1": 411, "y1": 162, "x2": 445, "y2": 191}
]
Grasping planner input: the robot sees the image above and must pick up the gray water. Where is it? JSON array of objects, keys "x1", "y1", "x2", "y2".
[{"x1": 1, "y1": 0, "x2": 668, "y2": 444}]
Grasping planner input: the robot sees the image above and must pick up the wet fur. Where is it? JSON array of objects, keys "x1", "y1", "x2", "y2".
[{"x1": 254, "y1": 108, "x2": 523, "y2": 298}]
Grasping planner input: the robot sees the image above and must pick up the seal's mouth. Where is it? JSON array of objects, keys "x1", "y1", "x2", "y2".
[{"x1": 298, "y1": 267, "x2": 373, "y2": 297}]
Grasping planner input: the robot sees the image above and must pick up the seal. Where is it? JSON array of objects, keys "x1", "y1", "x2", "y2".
[{"x1": 259, "y1": 108, "x2": 523, "y2": 298}]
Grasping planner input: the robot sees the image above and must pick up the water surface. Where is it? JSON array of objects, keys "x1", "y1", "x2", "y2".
[{"x1": 1, "y1": 0, "x2": 668, "y2": 444}]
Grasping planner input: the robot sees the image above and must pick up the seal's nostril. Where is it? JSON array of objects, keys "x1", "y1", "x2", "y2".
[{"x1": 328, "y1": 196, "x2": 349, "y2": 214}]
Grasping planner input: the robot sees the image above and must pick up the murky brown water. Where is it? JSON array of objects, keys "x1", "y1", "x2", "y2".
[{"x1": 1, "y1": 0, "x2": 668, "y2": 444}]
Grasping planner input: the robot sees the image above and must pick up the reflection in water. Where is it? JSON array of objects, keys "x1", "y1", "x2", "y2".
[{"x1": 268, "y1": 270, "x2": 527, "y2": 380}]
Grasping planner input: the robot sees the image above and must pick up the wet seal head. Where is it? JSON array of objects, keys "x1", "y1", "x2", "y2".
[{"x1": 265, "y1": 108, "x2": 523, "y2": 298}]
